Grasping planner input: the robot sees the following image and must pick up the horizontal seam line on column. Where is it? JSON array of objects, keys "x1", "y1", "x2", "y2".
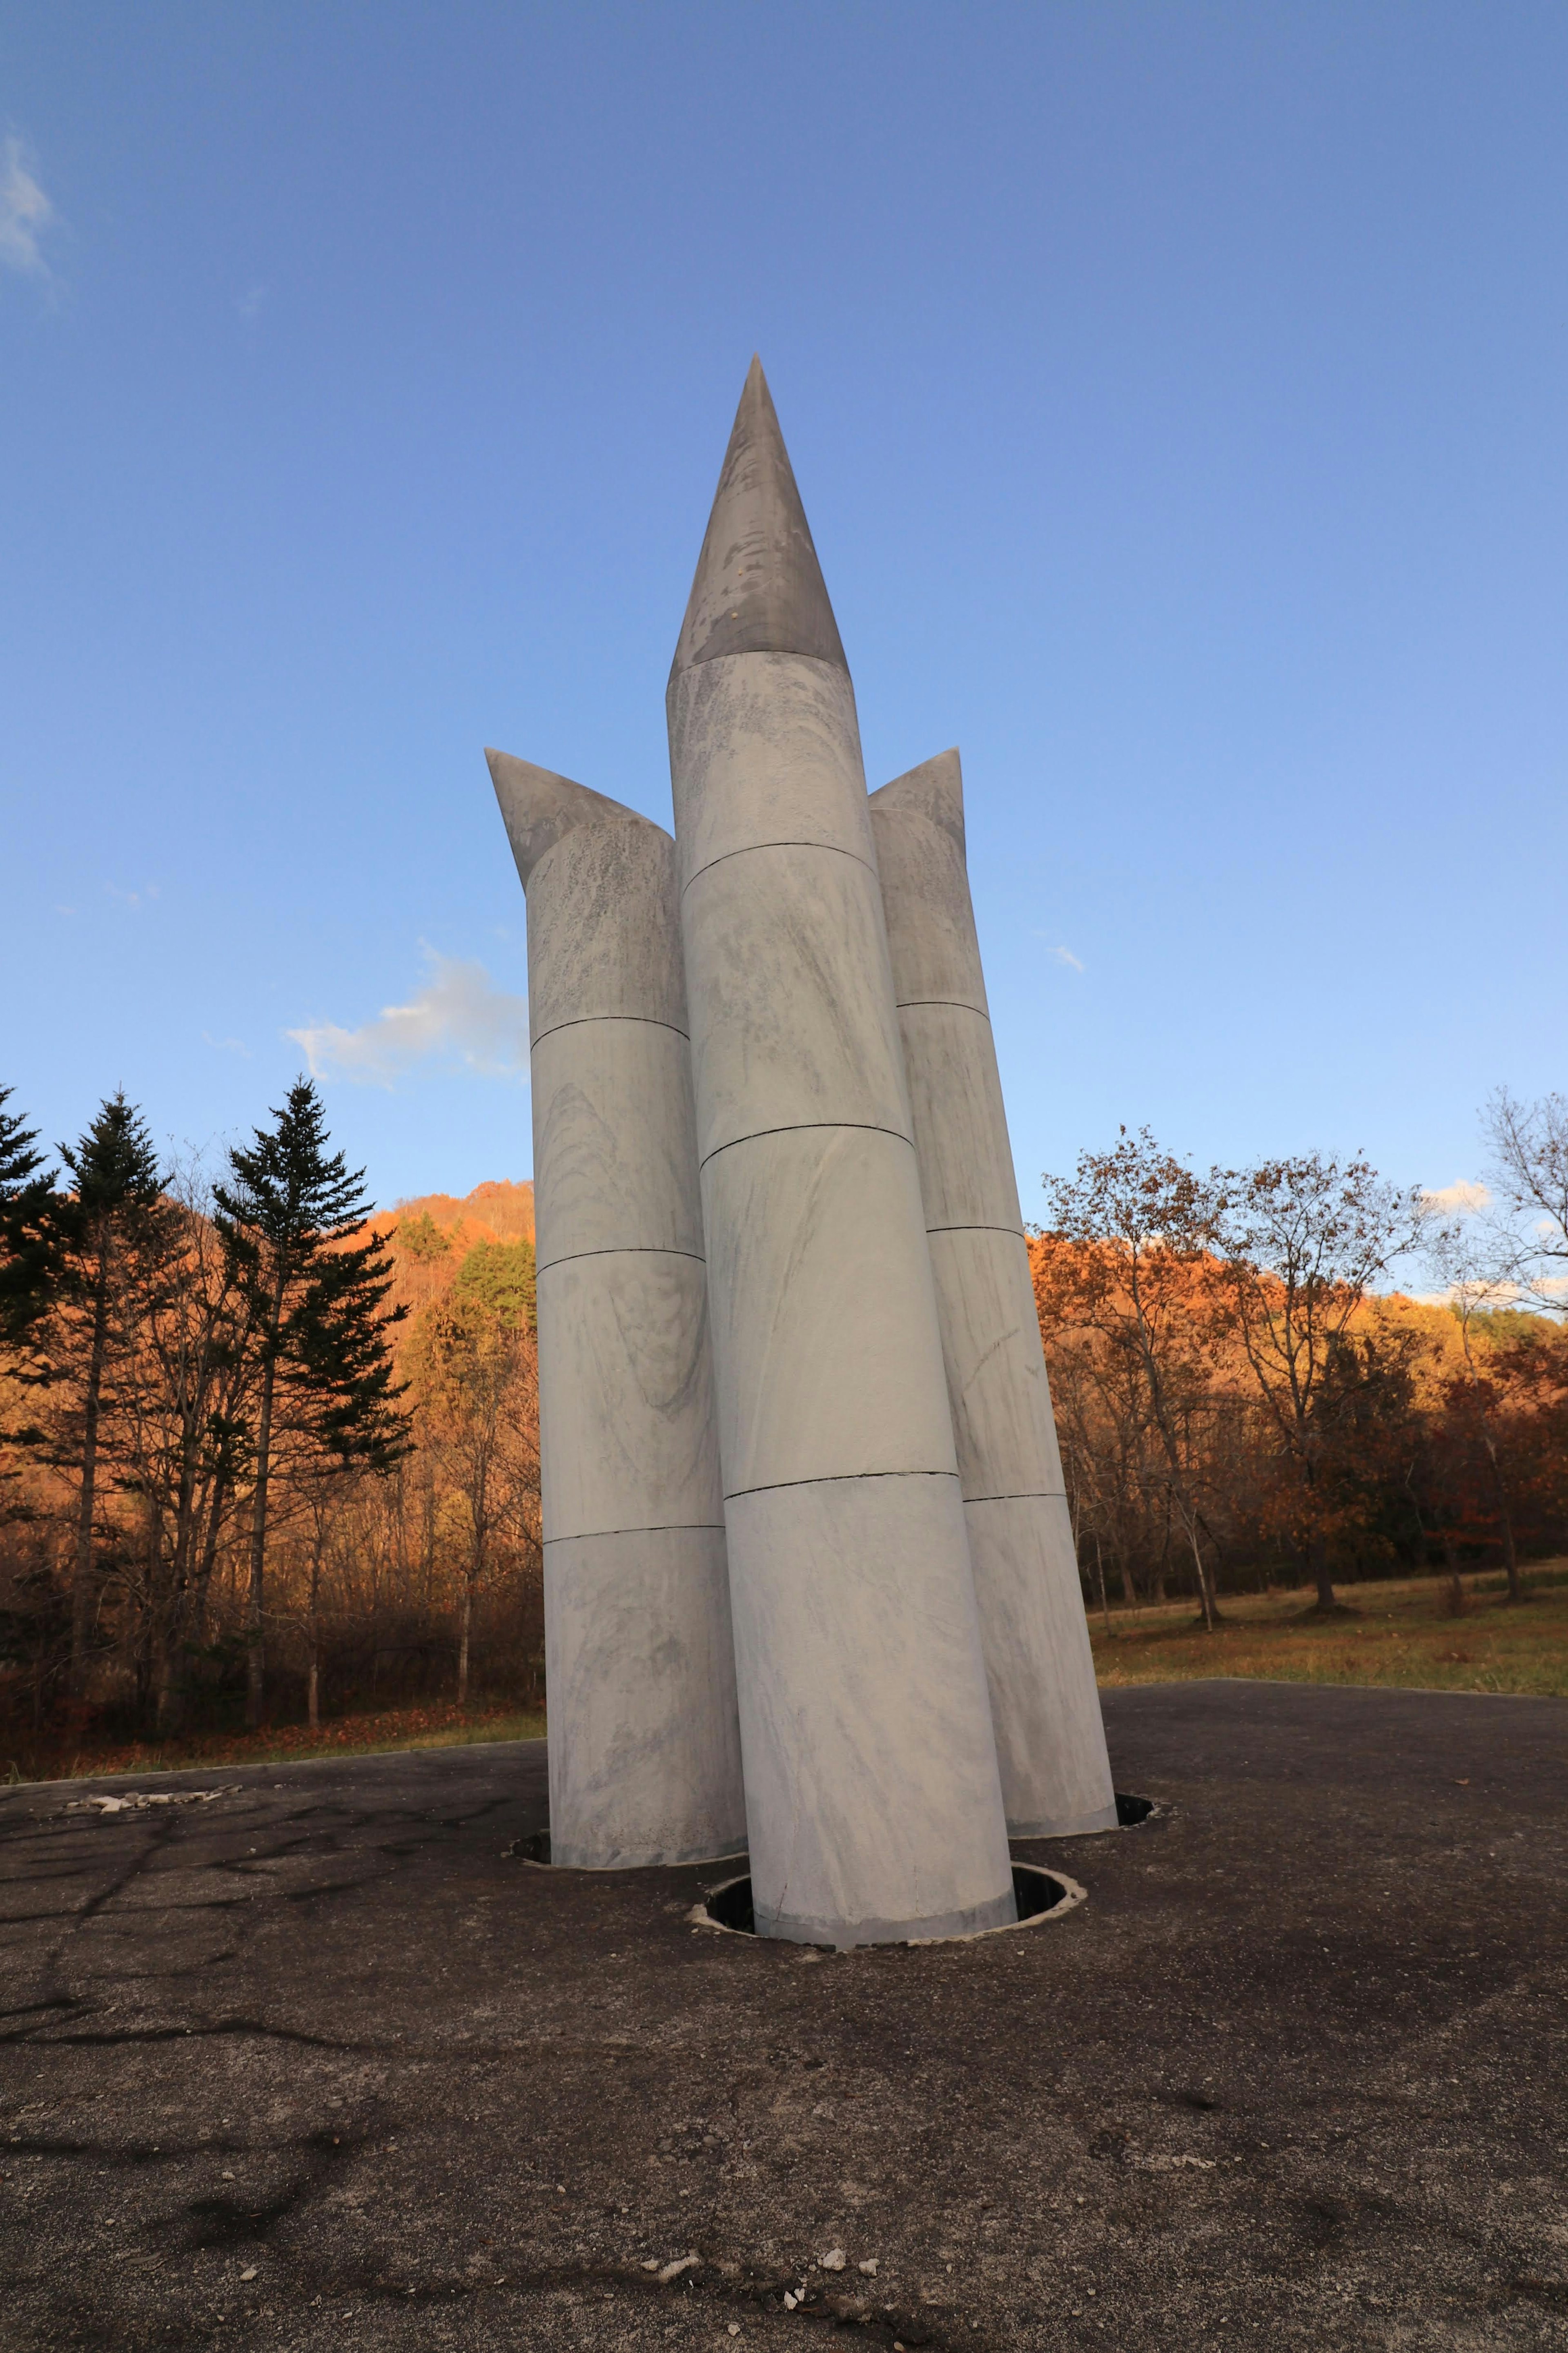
[
  {"x1": 925, "y1": 1222, "x2": 1025, "y2": 1239},
  {"x1": 537, "y1": 1246, "x2": 706, "y2": 1274},
  {"x1": 680, "y1": 839, "x2": 876, "y2": 896},
  {"x1": 964, "y1": 1491, "x2": 1067, "y2": 1505},
  {"x1": 531, "y1": 1013, "x2": 690, "y2": 1049},
  {"x1": 723, "y1": 1469, "x2": 960, "y2": 1503},
  {"x1": 699, "y1": 1120, "x2": 912, "y2": 1170},
  {"x1": 545, "y1": 1523, "x2": 727, "y2": 1543},
  {"x1": 895, "y1": 997, "x2": 991, "y2": 1017},
  {"x1": 682, "y1": 648, "x2": 847, "y2": 676}
]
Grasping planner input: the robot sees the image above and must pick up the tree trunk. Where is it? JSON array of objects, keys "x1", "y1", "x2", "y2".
[
  {"x1": 69, "y1": 1256, "x2": 111, "y2": 1697},
  {"x1": 1309, "y1": 1532, "x2": 1336, "y2": 1613},
  {"x1": 245, "y1": 1274, "x2": 286, "y2": 1730},
  {"x1": 457, "y1": 1580, "x2": 472, "y2": 1706},
  {"x1": 155, "y1": 1626, "x2": 183, "y2": 1735},
  {"x1": 1184, "y1": 1513, "x2": 1219, "y2": 1631},
  {"x1": 1441, "y1": 1532, "x2": 1464, "y2": 1617},
  {"x1": 307, "y1": 1521, "x2": 325, "y2": 1733},
  {"x1": 190, "y1": 1474, "x2": 226, "y2": 1653},
  {"x1": 1484, "y1": 1435, "x2": 1521, "y2": 1602},
  {"x1": 1500, "y1": 1511, "x2": 1521, "y2": 1604},
  {"x1": 154, "y1": 1521, "x2": 185, "y2": 1737},
  {"x1": 155, "y1": 1452, "x2": 203, "y2": 1740}
]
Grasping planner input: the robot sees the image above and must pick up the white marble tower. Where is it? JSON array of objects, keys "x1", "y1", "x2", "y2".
[{"x1": 664, "y1": 362, "x2": 1018, "y2": 1945}]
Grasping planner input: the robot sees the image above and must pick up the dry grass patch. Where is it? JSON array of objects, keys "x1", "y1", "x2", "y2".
[
  {"x1": 27, "y1": 1700, "x2": 547, "y2": 1784},
  {"x1": 1091, "y1": 1563, "x2": 1568, "y2": 1697}
]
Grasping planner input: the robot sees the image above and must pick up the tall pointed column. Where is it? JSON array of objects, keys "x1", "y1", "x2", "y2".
[
  {"x1": 869, "y1": 752, "x2": 1117, "y2": 1836},
  {"x1": 488, "y1": 752, "x2": 746, "y2": 1869},
  {"x1": 666, "y1": 361, "x2": 1016, "y2": 1945}
]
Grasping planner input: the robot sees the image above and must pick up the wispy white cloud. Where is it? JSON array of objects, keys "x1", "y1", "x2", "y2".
[
  {"x1": 203, "y1": 1032, "x2": 252, "y2": 1059},
  {"x1": 0, "y1": 136, "x2": 56, "y2": 278},
  {"x1": 1421, "y1": 1179, "x2": 1490, "y2": 1218},
  {"x1": 288, "y1": 951, "x2": 529, "y2": 1088},
  {"x1": 235, "y1": 282, "x2": 265, "y2": 323},
  {"x1": 1415, "y1": 1277, "x2": 1521, "y2": 1311},
  {"x1": 107, "y1": 881, "x2": 160, "y2": 910},
  {"x1": 1030, "y1": 930, "x2": 1085, "y2": 972}
]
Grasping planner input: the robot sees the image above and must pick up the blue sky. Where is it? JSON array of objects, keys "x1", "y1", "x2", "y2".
[{"x1": 4, "y1": 3, "x2": 1564, "y2": 1224}]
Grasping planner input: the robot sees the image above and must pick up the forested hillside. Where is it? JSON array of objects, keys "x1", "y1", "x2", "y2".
[{"x1": 0, "y1": 1092, "x2": 542, "y2": 1766}]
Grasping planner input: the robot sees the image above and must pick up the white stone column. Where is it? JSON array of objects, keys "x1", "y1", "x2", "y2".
[
  {"x1": 488, "y1": 751, "x2": 746, "y2": 1868},
  {"x1": 868, "y1": 750, "x2": 1117, "y2": 1836},
  {"x1": 665, "y1": 362, "x2": 1016, "y2": 1944}
]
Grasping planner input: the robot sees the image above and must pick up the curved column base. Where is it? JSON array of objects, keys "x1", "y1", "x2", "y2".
[
  {"x1": 725, "y1": 1470, "x2": 1016, "y2": 1947},
  {"x1": 756, "y1": 1882, "x2": 1019, "y2": 1949},
  {"x1": 964, "y1": 1492, "x2": 1116, "y2": 1838},
  {"x1": 1005, "y1": 1801, "x2": 1121, "y2": 1839},
  {"x1": 550, "y1": 1836, "x2": 751, "y2": 1871}
]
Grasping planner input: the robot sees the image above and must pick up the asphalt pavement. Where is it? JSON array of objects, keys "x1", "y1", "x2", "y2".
[{"x1": 1, "y1": 1679, "x2": 1564, "y2": 2351}]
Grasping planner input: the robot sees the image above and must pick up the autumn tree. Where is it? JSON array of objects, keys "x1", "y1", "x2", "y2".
[
  {"x1": 286, "y1": 1468, "x2": 357, "y2": 1733},
  {"x1": 114, "y1": 1159, "x2": 260, "y2": 1729},
  {"x1": 1484, "y1": 1087, "x2": 1568, "y2": 1312},
  {"x1": 405, "y1": 1288, "x2": 538, "y2": 1703},
  {"x1": 214, "y1": 1080, "x2": 408, "y2": 1725},
  {"x1": 1040, "y1": 1128, "x2": 1227, "y2": 1628},
  {"x1": 1482, "y1": 1325, "x2": 1568, "y2": 1560},
  {"x1": 1213, "y1": 1153, "x2": 1425, "y2": 1613},
  {"x1": 1423, "y1": 1214, "x2": 1527, "y2": 1599}
]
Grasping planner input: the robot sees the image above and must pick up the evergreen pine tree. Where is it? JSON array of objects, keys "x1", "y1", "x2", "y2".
[
  {"x1": 451, "y1": 1237, "x2": 536, "y2": 1333},
  {"x1": 0, "y1": 1085, "x2": 60, "y2": 1352},
  {"x1": 214, "y1": 1078, "x2": 408, "y2": 1725},
  {"x1": 0, "y1": 1089, "x2": 61, "y2": 1571},
  {"x1": 53, "y1": 1094, "x2": 167, "y2": 1693}
]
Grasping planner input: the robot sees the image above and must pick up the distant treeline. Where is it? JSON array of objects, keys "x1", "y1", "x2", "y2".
[
  {"x1": 4, "y1": 1073, "x2": 1567, "y2": 1766},
  {"x1": 1031, "y1": 1109, "x2": 1568, "y2": 1620}
]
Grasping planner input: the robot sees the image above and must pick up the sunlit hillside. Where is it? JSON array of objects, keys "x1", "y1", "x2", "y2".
[
  {"x1": 369, "y1": 1180, "x2": 536, "y2": 1317},
  {"x1": 374, "y1": 1177, "x2": 535, "y2": 1246}
]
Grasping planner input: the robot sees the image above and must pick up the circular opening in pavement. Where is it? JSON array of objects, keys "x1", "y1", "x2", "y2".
[
  {"x1": 702, "y1": 1861, "x2": 1077, "y2": 1943},
  {"x1": 1116, "y1": 1793, "x2": 1156, "y2": 1826}
]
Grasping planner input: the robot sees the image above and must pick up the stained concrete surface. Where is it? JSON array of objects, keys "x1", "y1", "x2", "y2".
[
  {"x1": 488, "y1": 749, "x2": 743, "y2": 1872},
  {"x1": 1, "y1": 1678, "x2": 1564, "y2": 2350}
]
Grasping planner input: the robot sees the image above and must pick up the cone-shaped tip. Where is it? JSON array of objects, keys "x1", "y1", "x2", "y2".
[
  {"x1": 487, "y1": 749, "x2": 654, "y2": 890},
  {"x1": 670, "y1": 358, "x2": 848, "y2": 678},
  {"x1": 869, "y1": 748, "x2": 966, "y2": 856}
]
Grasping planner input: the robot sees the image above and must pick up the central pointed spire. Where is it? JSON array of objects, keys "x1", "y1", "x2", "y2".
[{"x1": 671, "y1": 357, "x2": 847, "y2": 676}]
